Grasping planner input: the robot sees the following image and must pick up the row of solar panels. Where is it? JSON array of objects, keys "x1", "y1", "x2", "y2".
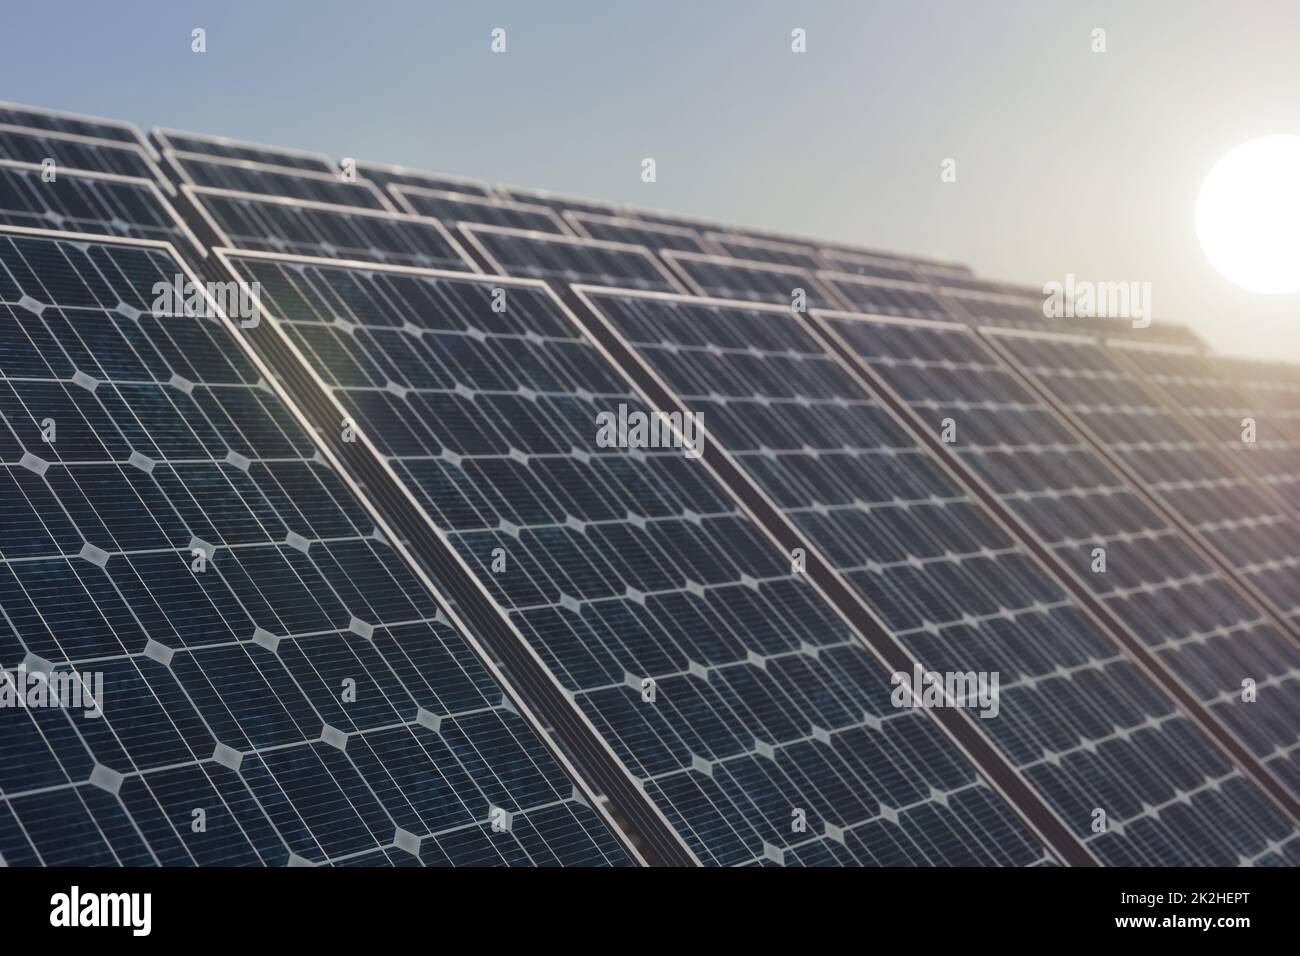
[{"x1": 1, "y1": 100, "x2": 1298, "y2": 868}]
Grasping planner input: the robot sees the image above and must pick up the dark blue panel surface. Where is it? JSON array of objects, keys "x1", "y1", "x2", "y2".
[{"x1": 0, "y1": 231, "x2": 631, "y2": 867}]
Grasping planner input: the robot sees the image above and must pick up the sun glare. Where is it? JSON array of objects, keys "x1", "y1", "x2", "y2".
[{"x1": 1196, "y1": 135, "x2": 1300, "y2": 295}]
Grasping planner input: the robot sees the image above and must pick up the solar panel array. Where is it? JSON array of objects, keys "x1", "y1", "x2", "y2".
[
  {"x1": 1, "y1": 101, "x2": 1298, "y2": 867},
  {"x1": 576, "y1": 289, "x2": 1300, "y2": 866},
  {"x1": 214, "y1": 253, "x2": 1056, "y2": 867},
  {"x1": 0, "y1": 231, "x2": 632, "y2": 867}
]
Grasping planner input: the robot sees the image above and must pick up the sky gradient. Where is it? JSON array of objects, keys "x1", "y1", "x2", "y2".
[{"x1": 3, "y1": 0, "x2": 1298, "y2": 358}]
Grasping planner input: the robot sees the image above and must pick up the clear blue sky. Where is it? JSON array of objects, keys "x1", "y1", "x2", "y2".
[{"x1": 3, "y1": 0, "x2": 1299, "y2": 358}]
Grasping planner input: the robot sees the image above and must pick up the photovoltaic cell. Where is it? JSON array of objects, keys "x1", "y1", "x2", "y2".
[
  {"x1": 0, "y1": 126, "x2": 167, "y2": 188},
  {"x1": 459, "y1": 224, "x2": 684, "y2": 294},
  {"x1": 821, "y1": 313, "x2": 1300, "y2": 809},
  {"x1": 152, "y1": 129, "x2": 333, "y2": 173},
  {"x1": 215, "y1": 251, "x2": 1057, "y2": 867},
  {"x1": 988, "y1": 332, "x2": 1300, "y2": 628},
  {"x1": 660, "y1": 250, "x2": 841, "y2": 310},
  {"x1": 1215, "y1": 355, "x2": 1300, "y2": 513},
  {"x1": 566, "y1": 212, "x2": 711, "y2": 255},
  {"x1": 703, "y1": 234, "x2": 825, "y2": 272},
  {"x1": 0, "y1": 230, "x2": 632, "y2": 867},
  {"x1": 818, "y1": 250, "x2": 922, "y2": 285},
  {"x1": 496, "y1": 185, "x2": 622, "y2": 220},
  {"x1": 939, "y1": 288, "x2": 1052, "y2": 331},
  {"x1": 391, "y1": 186, "x2": 569, "y2": 235},
  {"x1": 357, "y1": 162, "x2": 493, "y2": 199},
  {"x1": 184, "y1": 187, "x2": 473, "y2": 270},
  {"x1": 576, "y1": 288, "x2": 1300, "y2": 866},
  {"x1": 165, "y1": 152, "x2": 392, "y2": 212},
  {"x1": 0, "y1": 162, "x2": 201, "y2": 256},
  {"x1": 0, "y1": 102, "x2": 149, "y2": 152},
  {"x1": 818, "y1": 271, "x2": 949, "y2": 322},
  {"x1": 969, "y1": 329, "x2": 1300, "y2": 793}
]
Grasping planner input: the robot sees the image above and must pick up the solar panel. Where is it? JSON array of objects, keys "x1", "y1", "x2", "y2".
[
  {"x1": 1215, "y1": 355, "x2": 1300, "y2": 512},
  {"x1": 151, "y1": 128, "x2": 334, "y2": 173},
  {"x1": 619, "y1": 204, "x2": 736, "y2": 235},
  {"x1": 935, "y1": 280, "x2": 1206, "y2": 346},
  {"x1": 458, "y1": 223, "x2": 684, "y2": 294},
  {"x1": 0, "y1": 101, "x2": 154, "y2": 156},
  {"x1": 0, "y1": 125, "x2": 172, "y2": 193},
  {"x1": 211, "y1": 249, "x2": 1062, "y2": 867},
  {"x1": 565, "y1": 212, "x2": 711, "y2": 255},
  {"x1": 702, "y1": 233, "x2": 827, "y2": 272},
  {"x1": 818, "y1": 249, "x2": 923, "y2": 284},
  {"x1": 818, "y1": 271, "x2": 950, "y2": 322},
  {"x1": 356, "y1": 162, "x2": 493, "y2": 199},
  {"x1": 164, "y1": 152, "x2": 394, "y2": 212},
  {"x1": 181, "y1": 186, "x2": 475, "y2": 270},
  {"x1": 982, "y1": 328, "x2": 1300, "y2": 634},
  {"x1": 0, "y1": 228, "x2": 634, "y2": 867},
  {"x1": 930, "y1": 286, "x2": 1052, "y2": 331},
  {"x1": 0, "y1": 161, "x2": 203, "y2": 257},
  {"x1": 496, "y1": 185, "x2": 624, "y2": 219},
  {"x1": 570, "y1": 287, "x2": 1300, "y2": 866},
  {"x1": 391, "y1": 186, "x2": 570, "y2": 235},
  {"x1": 660, "y1": 250, "x2": 843, "y2": 310},
  {"x1": 815, "y1": 313, "x2": 1300, "y2": 805}
]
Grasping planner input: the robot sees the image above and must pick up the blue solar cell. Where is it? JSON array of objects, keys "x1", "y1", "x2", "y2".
[
  {"x1": 661, "y1": 250, "x2": 842, "y2": 310},
  {"x1": 968, "y1": 328, "x2": 1300, "y2": 794},
  {"x1": 0, "y1": 230, "x2": 632, "y2": 867},
  {"x1": 215, "y1": 250, "x2": 1060, "y2": 866},
  {"x1": 186, "y1": 187, "x2": 473, "y2": 270},
  {"x1": 166, "y1": 152, "x2": 392, "y2": 212},
  {"x1": 0, "y1": 126, "x2": 165, "y2": 185},
  {"x1": 153, "y1": 129, "x2": 333, "y2": 173},
  {"x1": 392, "y1": 187, "x2": 569, "y2": 235},
  {"x1": 0, "y1": 163, "x2": 198, "y2": 253},
  {"x1": 0, "y1": 102, "x2": 148, "y2": 152},
  {"x1": 459, "y1": 223, "x2": 684, "y2": 294},
  {"x1": 574, "y1": 287, "x2": 1300, "y2": 866},
  {"x1": 567, "y1": 213, "x2": 711, "y2": 255}
]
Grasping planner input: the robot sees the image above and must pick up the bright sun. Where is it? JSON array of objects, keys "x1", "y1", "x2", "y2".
[{"x1": 1196, "y1": 135, "x2": 1300, "y2": 294}]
